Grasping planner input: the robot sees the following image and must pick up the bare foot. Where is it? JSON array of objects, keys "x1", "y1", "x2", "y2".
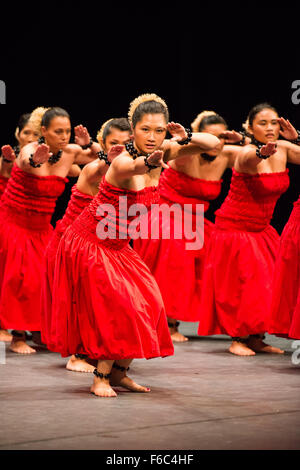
[
  {"x1": 247, "y1": 337, "x2": 285, "y2": 354},
  {"x1": 110, "y1": 374, "x2": 150, "y2": 393},
  {"x1": 9, "y1": 337, "x2": 36, "y2": 354},
  {"x1": 170, "y1": 330, "x2": 189, "y2": 342},
  {"x1": 66, "y1": 355, "x2": 96, "y2": 373},
  {"x1": 91, "y1": 378, "x2": 117, "y2": 397},
  {"x1": 229, "y1": 341, "x2": 256, "y2": 356},
  {"x1": 0, "y1": 329, "x2": 13, "y2": 342}
]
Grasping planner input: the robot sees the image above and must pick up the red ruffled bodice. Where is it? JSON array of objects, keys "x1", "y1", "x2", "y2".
[
  {"x1": 0, "y1": 175, "x2": 9, "y2": 199},
  {"x1": 72, "y1": 178, "x2": 160, "y2": 250},
  {"x1": 159, "y1": 166, "x2": 222, "y2": 212},
  {"x1": 54, "y1": 184, "x2": 94, "y2": 237},
  {"x1": 215, "y1": 169, "x2": 290, "y2": 231},
  {"x1": 0, "y1": 165, "x2": 68, "y2": 230}
]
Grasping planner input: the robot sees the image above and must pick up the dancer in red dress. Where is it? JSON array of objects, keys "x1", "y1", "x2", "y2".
[
  {"x1": 0, "y1": 113, "x2": 40, "y2": 343},
  {"x1": 134, "y1": 111, "x2": 251, "y2": 342},
  {"x1": 0, "y1": 106, "x2": 98, "y2": 354},
  {"x1": 198, "y1": 103, "x2": 300, "y2": 356},
  {"x1": 41, "y1": 118, "x2": 131, "y2": 374},
  {"x1": 269, "y1": 194, "x2": 300, "y2": 339},
  {"x1": 51, "y1": 93, "x2": 220, "y2": 397}
]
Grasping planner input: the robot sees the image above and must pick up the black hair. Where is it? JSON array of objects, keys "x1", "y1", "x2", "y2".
[
  {"x1": 102, "y1": 118, "x2": 131, "y2": 142},
  {"x1": 132, "y1": 100, "x2": 169, "y2": 128},
  {"x1": 17, "y1": 113, "x2": 31, "y2": 133},
  {"x1": 198, "y1": 114, "x2": 227, "y2": 132},
  {"x1": 41, "y1": 107, "x2": 70, "y2": 128},
  {"x1": 247, "y1": 103, "x2": 278, "y2": 128}
]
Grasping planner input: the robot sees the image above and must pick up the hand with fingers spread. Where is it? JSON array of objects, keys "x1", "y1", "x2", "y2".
[
  {"x1": 74, "y1": 125, "x2": 92, "y2": 147},
  {"x1": 1, "y1": 145, "x2": 17, "y2": 162},
  {"x1": 219, "y1": 130, "x2": 245, "y2": 144},
  {"x1": 33, "y1": 143, "x2": 53, "y2": 165},
  {"x1": 277, "y1": 117, "x2": 298, "y2": 141},
  {"x1": 167, "y1": 122, "x2": 189, "y2": 142},
  {"x1": 146, "y1": 150, "x2": 168, "y2": 169},
  {"x1": 259, "y1": 142, "x2": 277, "y2": 158},
  {"x1": 107, "y1": 145, "x2": 125, "y2": 163}
]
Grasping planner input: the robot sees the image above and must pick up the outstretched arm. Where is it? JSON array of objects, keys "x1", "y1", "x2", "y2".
[
  {"x1": 164, "y1": 122, "x2": 220, "y2": 161},
  {"x1": 235, "y1": 142, "x2": 278, "y2": 172},
  {"x1": 109, "y1": 150, "x2": 168, "y2": 181},
  {"x1": 73, "y1": 125, "x2": 101, "y2": 165}
]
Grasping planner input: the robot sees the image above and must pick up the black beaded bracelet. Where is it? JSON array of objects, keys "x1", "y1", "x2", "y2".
[
  {"x1": 81, "y1": 138, "x2": 93, "y2": 150},
  {"x1": 255, "y1": 148, "x2": 270, "y2": 160},
  {"x1": 238, "y1": 131, "x2": 246, "y2": 146},
  {"x1": 2, "y1": 157, "x2": 13, "y2": 163},
  {"x1": 177, "y1": 128, "x2": 193, "y2": 146},
  {"x1": 144, "y1": 155, "x2": 159, "y2": 171},
  {"x1": 289, "y1": 130, "x2": 300, "y2": 145},
  {"x1": 29, "y1": 154, "x2": 42, "y2": 167},
  {"x1": 97, "y1": 151, "x2": 110, "y2": 166},
  {"x1": 113, "y1": 363, "x2": 130, "y2": 372}
]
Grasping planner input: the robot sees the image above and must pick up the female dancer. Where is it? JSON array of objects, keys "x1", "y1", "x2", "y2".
[
  {"x1": 198, "y1": 103, "x2": 300, "y2": 355},
  {"x1": 42, "y1": 117, "x2": 132, "y2": 373},
  {"x1": 0, "y1": 113, "x2": 40, "y2": 343},
  {"x1": 51, "y1": 93, "x2": 220, "y2": 397},
  {"x1": 0, "y1": 106, "x2": 98, "y2": 354},
  {"x1": 134, "y1": 110, "x2": 250, "y2": 342}
]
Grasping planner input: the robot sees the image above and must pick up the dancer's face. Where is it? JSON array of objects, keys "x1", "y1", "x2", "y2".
[
  {"x1": 17, "y1": 124, "x2": 40, "y2": 148},
  {"x1": 249, "y1": 109, "x2": 280, "y2": 143},
  {"x1": 133, "y1": 113, "x2": 167, "y2": 154},
  {"x1": 42, "y1": 116, "x2": 71, "y2": 151},
  {"x1": 202, "y1": 123, "x2": 227, "y2": 157},
  {"x1": 102, "y1": 128, "x2": 131, "y2": 152}
]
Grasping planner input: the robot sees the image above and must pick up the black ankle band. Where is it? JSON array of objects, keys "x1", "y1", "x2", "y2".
[
  {"x1": 113, "y1": 363, "x2": 130, "y2": 372},
  {"x1": 232, "y1": 337, "x2": 249, "y2": 344},
  {"x1": 249, "y1": 334, "x2": 266, "y2": 340},
  {"x1": 168, "y1": 321, "x2": 180, "y2": 328},
  {"x1": 93, "y1": 369, "x2": 111, "y2": 380},
  {"x1": 11, "y1": 330, "x2": 25, "y2": 338},
  {"x1": 75, "y1": 353, "x2": 87, "y2": 360}
]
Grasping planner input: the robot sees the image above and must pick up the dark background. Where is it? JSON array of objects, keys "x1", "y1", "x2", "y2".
[{"x1": 1, "y1": 5, "x2": 299, "y2": 232}]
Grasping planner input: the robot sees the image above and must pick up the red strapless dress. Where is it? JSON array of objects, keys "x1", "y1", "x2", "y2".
[
  {"x1": 0, "y1": 165, "x2": 67, "y2": 331},
  {"x1": 0, "y1": 175, "x2": 9, "y2": 199},
  {"x1": 51, "y1": 178, "x2": 174, "y2": 360},
  {"x1": 198, "y1": 169, "x2": 290, "y2": 338},
  {"x1": 134, "y1": 166, "x2": 222, "y2": 321},
  {"x1": 268, "y1": 195, "x2": 300, "y2": 339},
  {"x1": 41, "y1": 184, "x2": 94, "y2": 349}
]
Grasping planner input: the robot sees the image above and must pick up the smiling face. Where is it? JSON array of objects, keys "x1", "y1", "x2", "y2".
[
  {"x1": 41, "y1": 116, "x2": 71, "y2": 152},
  {"x1": 249, "y1": 108, "x2": 280, "y2": 143},
  {"x1": 133, "y1": 113, "x2": 167, "y2": 154},
  {"x1": 17, "y1": 124, "x2": 40, "y2": 148},
  {"x1": 102, "y1": 127, "x2": 131, "y2": 152}
]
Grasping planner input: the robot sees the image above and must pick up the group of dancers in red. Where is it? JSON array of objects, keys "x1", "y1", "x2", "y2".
[{"x1": 0, "y1": 94, "x2": 299, "y2": 397}]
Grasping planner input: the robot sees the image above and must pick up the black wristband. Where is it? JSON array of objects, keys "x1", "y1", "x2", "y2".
[
  {"x1": 256, "y1": 148, "x2": 271, "y2": 160},
  {"x1": 2, "y1": 157, "x2": 13, "y2": 163},
  {"x1": 177, "y1": 128, "x2": 193, "y2": 146},
  {"x1": 29, "y1": 154, "x2": 42, "y2": 167},
  {"x1": 144, "y1": 155, "x2": 159, "y2": 171},
  {"x1": 289, "y1": 130, "x2": 300, "y2": 145},
  {"x1": 81, "y1": 138, "x2": 93, "y2": 150},
  {"x1": 97, "y1": 151, "x2": 110, "y2": 166},
  {"x1": 238, "y1": 131, "x2": 246, "y2": 146}
]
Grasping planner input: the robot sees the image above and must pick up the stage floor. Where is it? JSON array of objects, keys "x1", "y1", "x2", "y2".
[{"x1": 0, "y1": 324, "x2": 299, "y2": 450}]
